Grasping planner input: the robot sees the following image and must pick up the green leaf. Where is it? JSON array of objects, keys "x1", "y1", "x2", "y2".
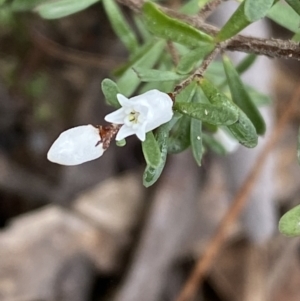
[
  {"x1": 180, "y1": 0, "x2": 208, "y2": 15},
  {"x1": 235, "y1": 54, "x2": 257, "y2": 74},
  {"x1": 142, "y1": 131, "x2": 161, "y2": 168},
  {"x1": 116, "y1": 40, "x2": 165, "y2": 96},
  {"x1": 199, "y1": 77, "x2": 237, "y2": 109},
  {"x1": 133, "y1": 68, "x2": 184, "y2": 82},
  {"x1": 176, "y1": 44, "x2": 214, "y2": 75},
  {"x1": 227, "y1": 110, "x2": 258, "y2": 148},
  {"x1": 142, "y1": 2, "x2": 214, "y2": 47},
  {"x1": 103, "y1": 0, "x2": 138, "y2": 53},
  {"x1": 222, "y1": 55, "x2": 266, "y2": 135},
  {"x1": 116, "y1": 139, "x2": 126, "y2": 147},
  {"x1": 244, "y1": 0, "x2": 274, "y2": 22},
  {"x1": 215, "y1": 2, "x2": 251, "y2": 42},
  {"x1": 168, "y1": 115, "x2": 191, "y2": 153},
  {"x1": 190, "y1": 91, "x2": 203, "y2": 165},
  {"x1": 298, "y1": 127, "x2": 300, "y2": 165},
  {"x1": 246, "y1": 86, "x2": 271, "y2": 106},
  {"x1": 292, "y1": 31, "x2": 300, "y2": 42},
  {"x1": 35, "y1": 0, "x2": 99, "y2": 19},
  {"x1": 101, "y1": 78, "x2": 121, "y2": 108},
  {"x1": 267, "y1": 2, "x2": 300, "y2": 33},
  {"x1": 174, "y1": 102, "x2": 238, "y2": 125},
  {"x1": 143, "y1": 123, "x2": 170, "y2": 187},
  {"x1": 285, "y1": 0, "x2": 300, "y2": 16},
  {"x1": 175, "y1": 81, "x2": 197, "y2": 103},
  {"x1": 279, "y1": 205, "x2": 300, "y2": 237},
  {"x1": 202, "y1": 132, "x2": 227, "y2": 155},
  {"x1": 12, "y1": 0, "x2": 46, "y2": 11}
]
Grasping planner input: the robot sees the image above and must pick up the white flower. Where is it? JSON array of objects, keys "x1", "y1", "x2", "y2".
[
  {"x1": 47, "y1": 125, "x2": 104, "y2": 166},
  {"x1": 104, "y1": 89, "x2": 173, "y2": 141}
]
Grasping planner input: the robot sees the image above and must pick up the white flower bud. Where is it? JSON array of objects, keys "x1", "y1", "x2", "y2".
[
  {"x1": 47, "y1": 125, "x2": 104, "y2": 166},
  {"x1": 104, "y1": 89, "x2": 173, "y2": 141}
]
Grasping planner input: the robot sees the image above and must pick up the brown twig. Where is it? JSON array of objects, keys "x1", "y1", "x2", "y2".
[
  {"x1": 174, "y1": 84, "x2": 300, "y2": 301},
  {"x1": 173, "y1": 45, "x2": 222, "y2": 95},
  {"x1": 166, "y1": 40, "x2": 180, "y2": 66},
  {"x1": 198, "y1": 0, "x2": 227, "y2": 20},
  {"x1": 117, "y1": 0, "x2": 300, "y2": 61}
]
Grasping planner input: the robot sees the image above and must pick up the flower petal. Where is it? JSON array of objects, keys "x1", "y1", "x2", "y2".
[
  {"x1": 135, "y1": 123, "x2": 147, "y2": 141},
  {"x1": 47, "y1": 125, "x2": 104, "y2": 166},
  {"x1": 105, "y1": 108, "x2": 126, "y2": 124},
  {"x1": 117, "y1": 94, "x2": 130, "y2": 107},
  {"x1": 116, "y1": 125, "x2": 136, "y2": 141}
]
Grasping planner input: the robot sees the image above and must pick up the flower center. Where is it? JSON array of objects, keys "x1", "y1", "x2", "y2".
[{"x1": 128, "y1": 110, "x2": 140, "y2": 124}]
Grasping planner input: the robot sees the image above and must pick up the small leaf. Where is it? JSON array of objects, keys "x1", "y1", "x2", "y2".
[
  {"x1": 101, "y1": 78, "x2": 121, "y2": 108},
  {"x1": 227, "y1": 110, "x2": 258, "y2": 148},
  {"x1": 267, "y1": 2, "x2": 300, "y2": 33},
  {"x1": 175, "y1": 81, "x2": 197, "y2": 103},
  {"x1": 116, "y1": 139, "x2": 126, "y2": 147},
  {"x1": 117, "y1": 40, "x2": 165, "y2": 96},
  {"x1": 244, "y1": 0, "x2": 275, "y2": 22},
  {"x1": 222, "y1": 55, "x2": 266, "y2": 135},
  {"x1": 298, "y1": 127, "x2": 300, "y2": 165},
  {"x1": 143, "y1": 120, "x2": 175, "y2": 187},
  {"x1": 174, "y1": 102, "x2": 238, "y2": 125},
  {"x1": 142, "y1": 131, "x2": 161, "y2": 168},
  {"x1": 168, "y1": 115, "x2": 191, "y2": 153},
  {"x1": 215, "y1": 2, "x2": 251, "y2": 42},
  {"x1": 176, "y1": 44, "x2": 214, "y2": 75},
  {"x1": 12, "y1": 0, "x2": 45, "y2": 11},
  {"x1": 190, "y1": 91, "x2": 203, "y2": 165},
  {"x1": 133, "y1": 68, "x2": 184, "y2": 82},
  {"x1": 103, "y1": 0, "x2": 139, "y2": 53},
  {"x1": 279, "y1": 205, "x2": 300, "y2": 237},
  {"x1": 35, "y1": 0, "x2": 99, "y2": 19},
  {"x1": 180, "y1": 0, "x2": 208, "y2": 15},
  {"x1": 285, "y1": 0, "x2": 300, "y2": 16},
  {"x1": 142, "y1": 2, "x2": 214, "y2": 47}
]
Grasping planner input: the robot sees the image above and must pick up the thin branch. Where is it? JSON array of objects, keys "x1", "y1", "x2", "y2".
[
  {"x1": 117, "y1": 0, "x2": 300, "y2": 61},
  {"x1": 166, "y1": 41, "x2": 180, "y2": 66},
  {"x1": 198, "y1": 0, "x2": 228, "y2": 20},
  {"x1": 173, "y1": 45, "x2": 222, "y2": 95},
  {"x1": 174, "y1": 84, "x2": 300, "y2": 301}
]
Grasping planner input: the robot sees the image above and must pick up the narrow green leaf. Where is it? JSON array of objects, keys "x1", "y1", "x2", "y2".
[
  {"x1": 142, "y1": 2, "x2": 214, "y2": 47},
  {"x1": 202, "y1": 132, "x2": 227, "y2": 155},
  {"x1": 244, "y1": 0, "x2": 274, "y2": 22},
  {"x1": 176, "y1": 81, "x2": 197, "y2": 103},
  {"x1": 285, "y1": 0, "x2": 300, "y2": 16},
  {"x1": 133, "y1": 68, "x2": 184, "y2": 82},
  {"x1": 235, "y1": 54, "x2": 257, "y2": 74},
  {"x1": 101, "y1": 78, "x2": 121, "y2": 108},
  {"x1": 143, "y1": 123, "x2": 170, "y2": 187},
  {"x1": 215, "y1": 2, "x2": 250, "y2": 42},
  {"x1": 199, "y1": 77, "x2": 240, "y2": 126},
  {"x1": 168, "y1": 115, "x2": 191, "y2": 153},
  {"x1": 174, "y1": 102, "x2": 238, "y2": 125},
  {"x1": 35, "y1": 0, "x2": 99, "y2": 19},
  {"x1": 227, "y1": 110, "x2": 258, "y2": 148},
  {"x1": 279, "y1": 205, "x2": 300, "y2": 237},
  {"x1": 142, "y1": 131, "x2": 161, "y2": 168},
  {"x1": 103, "y1": 0, "x2": 138, "y2": 53},
  {"x1": 267, "y1": 2, "x2": 300, "y2": 33},
  {"x1": 222, "y1": 55, "x2": 266, "y2": 135},
  {"x1": 246, "y1": 86, "x2": 271, "y2": 106},
  {"x1": 298, "y1": 127, "x2": 300, "y2": 165},
  {"x1": 190, "y1": 91, "x2": 203, "y2": 165},
  {"x1": 176, "y1": 44, "x2": 214, "y2": 75},
  {"x1": 180, "y1": 0, "x2": 208, "y2": 15},
  {"x1": 292, "y1": 32, "x2": 300, "y2": 42},
  {"x1": 116, "y1": 40, "x2": 165, "y2": 96}
]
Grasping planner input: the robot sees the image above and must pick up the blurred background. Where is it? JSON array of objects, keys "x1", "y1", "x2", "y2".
[{"x1": 0, "y1": 1, "x2": 300, "y2": 301}]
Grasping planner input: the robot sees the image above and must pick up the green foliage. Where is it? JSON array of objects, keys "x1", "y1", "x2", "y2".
[
  {"x1": 267, "y1": 1, "x2": 300, "y2": 33},
  {"x1": 180, "y1": 0, "x2": 208, "y2": 15},
  {"x1": 116, "y1": 139, "x2": 126, "y2": 147},
  {"x1": 202, "y1": 132, "x2": 226, "y2": 155},
  {"x1": 101, "y1": 78, "x2": 121, "y2": 108},
  {"x1": 103, "y1": 0, "x2": 138, "y2": 53},
  {"x1": 142, "y1": 131, "x2": 161, "y2": 168},
  {"x1": 279, "y1": 205, "x2": 300, "y2": 237},
  {"x1": 142, "y1": 2, "x2": 214, "y2": 47},
  {"x1": 133, "y1": 68, "x2": 184, "y2": 82},
  {"x1": 12, "y1": 0, "x2": 46, "y2": 11},
  {"x1": 222, "y1": 55, "x2": 266, "y2": 135},
  {"x1": 244, "y1": 0, "x2": 274, "y2": 22},
  {"x1": 216, "y1": 2, "x2": 251, "y2": 42},
  {"x1": 36, "y1": 0, "x2": 100, "y2": 19},
  {"x1": 285, "y1": 0, "x2": 300, "y2": 16}
]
